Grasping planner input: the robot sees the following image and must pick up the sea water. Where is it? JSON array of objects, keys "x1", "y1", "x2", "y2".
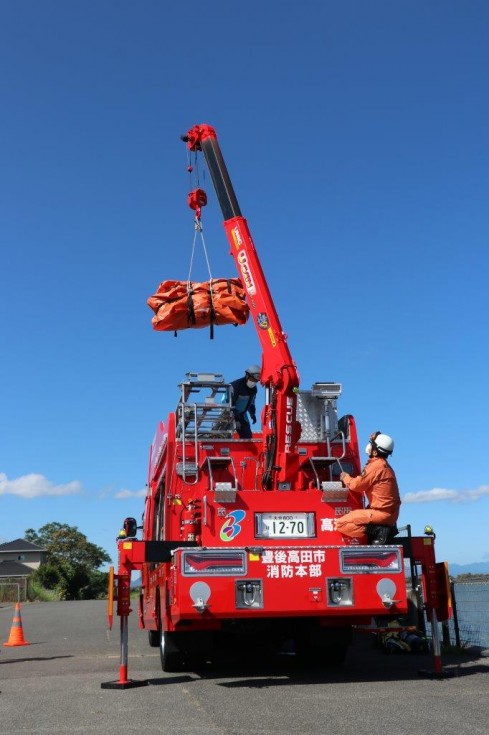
[{"x1": 447, "y1": 582, "x2": 489, "y2": 649}]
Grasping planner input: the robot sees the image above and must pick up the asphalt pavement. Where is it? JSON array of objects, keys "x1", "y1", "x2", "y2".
[{"x1": 0, "y1": 600, "x2": 487, "y2": 735}]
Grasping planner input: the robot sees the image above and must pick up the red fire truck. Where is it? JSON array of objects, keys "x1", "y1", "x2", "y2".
[{"x1": 108, "y1": 125, "x2": 450, "y2": 681}]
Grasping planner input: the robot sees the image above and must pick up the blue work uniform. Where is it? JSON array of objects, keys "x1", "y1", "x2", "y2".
[{"x1": 230, "y1": 376, "x2": 257, "y2": 439}]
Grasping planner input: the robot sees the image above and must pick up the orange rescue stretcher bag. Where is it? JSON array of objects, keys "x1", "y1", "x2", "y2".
[{"x1": 147, "y1": 278, "x2": 249, "y2": 335}]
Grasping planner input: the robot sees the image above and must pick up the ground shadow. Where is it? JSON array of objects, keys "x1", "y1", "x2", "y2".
[
  {"x1": 191, "y1": 636, "x2": 489, "y2": 686},
  {"x1": 0, "y1": 655, "x2": 74, "y2": 665},
  {"x1": 146, "y1": 675, "x2": 197, "y2": 686}
]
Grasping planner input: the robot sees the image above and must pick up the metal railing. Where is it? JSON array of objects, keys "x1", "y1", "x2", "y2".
[{"x1": 0, "y1": 579, "x2": 27, "y2": 602}]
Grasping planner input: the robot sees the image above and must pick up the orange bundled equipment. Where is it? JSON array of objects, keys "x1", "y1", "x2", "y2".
[{"x1": 147, "y1": 278, "x2": 249, "y2": 336}]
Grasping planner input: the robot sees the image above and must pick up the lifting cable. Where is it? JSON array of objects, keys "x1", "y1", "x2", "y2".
[
  {"x1": 186, "y1": 150, "x2": 217, "y2": 338},
  {"x1": 187, "y1": 218, "x2": 213, "y2": 285},
  {"x1": 186, "y1": 218, "x2": 217, "y2": 339}
]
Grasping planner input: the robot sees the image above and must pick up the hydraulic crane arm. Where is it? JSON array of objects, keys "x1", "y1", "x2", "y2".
[{"x1": 182, "y1": 124, "x2": 301, "y2": 487}]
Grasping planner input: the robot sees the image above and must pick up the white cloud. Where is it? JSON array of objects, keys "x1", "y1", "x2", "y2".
[
  {"x1": 114, "y1": 488, "x2": 147, "y2": 500},
  {"x1": 403, "y1": 485, "x2": 489, "y2": 504},
  {"x1": 466, "y1": 485, "x2": 489, "y2": 501},
  {"x1": 0, "y1": 472, "x2": 83, "y2": 499}
]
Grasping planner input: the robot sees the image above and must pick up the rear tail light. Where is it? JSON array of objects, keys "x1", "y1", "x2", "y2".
[
  {"x1": 340, "y1": 548, "x2": 401, "y2": 573},
  {"x1": 182, "y1": 550, "x2": 246, "y2": 576}
]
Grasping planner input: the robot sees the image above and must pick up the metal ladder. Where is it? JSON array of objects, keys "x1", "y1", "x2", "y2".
[{"x1": 175, "y1": 373, "x2": 235, "y2": 484}]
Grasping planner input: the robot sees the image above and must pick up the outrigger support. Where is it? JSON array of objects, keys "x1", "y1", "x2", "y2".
[
  {"x1": 418, "y1": 606, "x2": 455, "y2": 679},
  {"x1": 101, "y1": 535, "x2": 197, "y2": 690},
  {"x1": 101, "y1": 548, "x2": 148, "y2": 689},
  {"x1": 397, "y1": 533, "x2": 454, "y2": 679}
]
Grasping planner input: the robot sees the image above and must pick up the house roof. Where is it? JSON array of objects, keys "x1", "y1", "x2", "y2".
[
  {"x1": 0, "y1": 538, "x2": 45, "y2": 553},
  {"x1": 0, "y1": 560, "x2": 33, "y2": 577}
]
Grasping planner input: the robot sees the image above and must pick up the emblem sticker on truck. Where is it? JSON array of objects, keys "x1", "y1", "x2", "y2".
[
  {"x1": 220, "y1": 510, "x2": 246, "y2": 542},
  {"x1": 257, "y1": 312, "x2": 269, "y2": 329}
]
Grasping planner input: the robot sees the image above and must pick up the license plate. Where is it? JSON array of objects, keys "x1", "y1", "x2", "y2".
[{"x1": 256, "y1": 512, "x2": 315, "y2": 538}]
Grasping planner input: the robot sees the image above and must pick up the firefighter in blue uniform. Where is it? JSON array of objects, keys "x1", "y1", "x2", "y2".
[{"x1": 230, "y1": 364, "x2": 261, "y2": 438}]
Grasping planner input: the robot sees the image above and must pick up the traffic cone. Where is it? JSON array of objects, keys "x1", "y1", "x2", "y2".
[{"x1": 4, "y1": 602, "x2": 30, "y2": 646}]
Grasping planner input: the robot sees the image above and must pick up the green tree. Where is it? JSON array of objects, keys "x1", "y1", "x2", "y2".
[{"x1": 26, "y1": 522, "x2": 111, "y2": 600}]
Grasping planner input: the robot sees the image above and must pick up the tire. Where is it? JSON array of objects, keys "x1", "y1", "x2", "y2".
[
  {"x1": 148, "y1": 629, "x2": 160, "y2": 648},
  {"x1": 160, "y1": 630, "x2": 185, "y2": 672}
]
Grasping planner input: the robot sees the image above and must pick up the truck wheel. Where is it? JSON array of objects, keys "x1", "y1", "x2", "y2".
[
  {"x1": 148, "y1": 629, "x2": 160, "y2": 648},
  {"x1": 160, "y1": 631, "x2": 185, "y2": 672}
]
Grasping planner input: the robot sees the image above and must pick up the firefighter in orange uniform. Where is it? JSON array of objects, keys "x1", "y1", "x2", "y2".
[{"x1": 335, "y1": 432, "x2": 401, "y2": 542}]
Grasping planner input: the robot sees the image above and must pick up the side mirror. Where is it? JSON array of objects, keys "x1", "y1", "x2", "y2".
[{"x1": 123, "y1": 517, "x2": 138, "y2": 538}]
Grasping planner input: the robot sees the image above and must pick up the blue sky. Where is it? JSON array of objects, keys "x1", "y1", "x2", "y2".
[{"x1": 1, "y1": 1, "x2": 488, "y2": 567}]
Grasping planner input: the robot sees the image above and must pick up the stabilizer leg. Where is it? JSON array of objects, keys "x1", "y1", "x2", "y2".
[
  {"x1": 418, "y1": 608, "x2": 454, "y2": 679},
  {"x1": 101, "y1": 568, "x2": 148, "y2": 689}
]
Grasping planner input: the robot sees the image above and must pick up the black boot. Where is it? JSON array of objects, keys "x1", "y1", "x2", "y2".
[{"x1": 366, "y1": 524, "x2": 398, "y2": 545}]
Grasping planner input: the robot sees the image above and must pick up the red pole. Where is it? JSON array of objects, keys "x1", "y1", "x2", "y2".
[
  {"x1": 101, "y1": 569, "x2": 148, "y2": 689},
  {"x1": 430, "y1": 608, "x2": 443, "y2": 675},
  {"x1": 117, "y1": 614, "x2": 130, "y2": 685}
]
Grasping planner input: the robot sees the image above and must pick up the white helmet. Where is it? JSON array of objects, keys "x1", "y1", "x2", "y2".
[
  {"x1": 245, "y1": 364, "x2": 261, "y2": 380},
  {"x1": 373, "y1": 433, "x2": 394, "y2": 456}
]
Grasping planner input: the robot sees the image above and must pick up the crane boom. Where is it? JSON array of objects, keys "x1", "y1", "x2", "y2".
[{"x1": 183, "y1": 124, "x2": 301, "y2": 487}]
